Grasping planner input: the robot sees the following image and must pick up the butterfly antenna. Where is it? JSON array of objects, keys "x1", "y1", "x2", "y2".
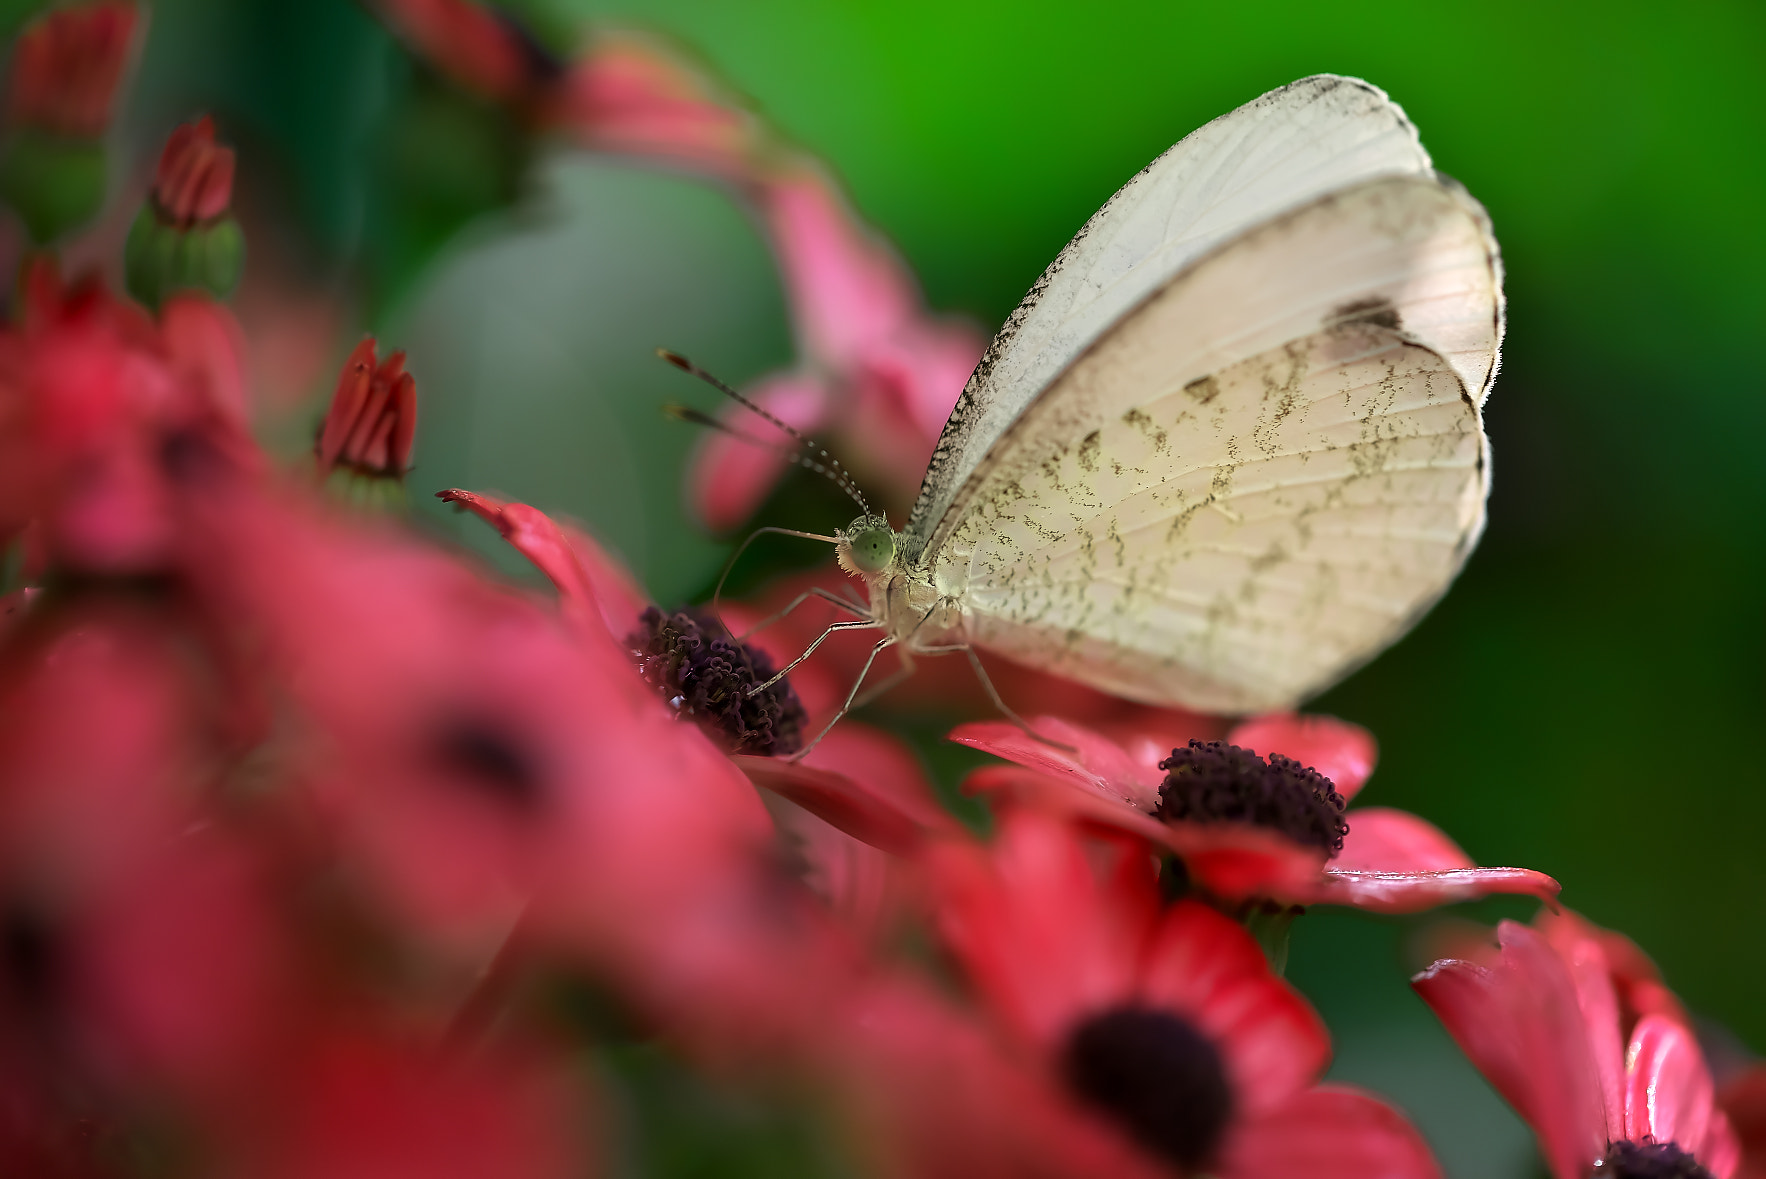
[{"x1": 657, "y1": 349, "x2": 872, "y2": 517}]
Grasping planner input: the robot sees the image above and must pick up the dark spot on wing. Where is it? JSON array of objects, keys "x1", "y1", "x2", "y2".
[
  {"x1": 1183, "y1": 374, "x2": 1220, "y2": 405},
  {"x1": 1077, "y1": 430, "x2": 1100, "y2": 472},
  {"x1": 1331, "y1": 296, "x2": 1401, "y2": 331}
]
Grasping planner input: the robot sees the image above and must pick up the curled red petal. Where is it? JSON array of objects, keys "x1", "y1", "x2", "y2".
[
  {"x1": 1227, "y1": 712, "x2": 1378, "y2": 801},
  {"x1": 1311, "y1": 866, "x2": 1562, "y2": 914},
  {"x1": 949, "y1": 714, "x2": 1162, "y2": 811},
  {"x1": 1412, "y1": 922, "x2": 1608, "y2": 1179},
  {"x1": 317, "y1": 338, "x2": 377, "y2": 468},
  {"x1": 434, "y1": 489, "x2": 605, "y2": 641},
  {"x1": 1139, "y1": 900, "x2": 1329, "y2": 1114},
  {"x1": 1625, "y1": 1014, "x2": 1715, "y2": 1156},
  {"x1": 388, "y1": 371, "x2": 417, "y2": 472},
  {"x1": 732, "y1": 755, "x2": 926, "y2": 858},
  {"x1": 1223, "y1": 1084, "x2": 1444, "y2": 1179}
]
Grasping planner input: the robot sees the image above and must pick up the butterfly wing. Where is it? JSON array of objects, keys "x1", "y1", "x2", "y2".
[
  {"x1": 925, "y1": 174, "x2": 1500, "y2": 712},
  {"x1": 903, "y1": 74, "x2": 1446, "y2": 561}
]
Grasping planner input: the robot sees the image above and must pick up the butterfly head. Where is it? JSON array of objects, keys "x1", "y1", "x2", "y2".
[{"x1": 835, "y1": 514, "x2": 896, "y2": 579}]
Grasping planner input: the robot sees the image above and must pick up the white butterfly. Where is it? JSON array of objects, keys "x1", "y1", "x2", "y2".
[{"x1": 717, "y1": 74, "x2": 1502, "y2": 753}]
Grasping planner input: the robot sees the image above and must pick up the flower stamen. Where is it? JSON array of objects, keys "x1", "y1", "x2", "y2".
[{"x1": 1155, "y1": 740, "x2": 1348, "y2": 855}]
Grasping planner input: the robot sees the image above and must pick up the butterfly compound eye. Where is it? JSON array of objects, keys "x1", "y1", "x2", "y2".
[{"x1": 849, "y1": 527, "x2": 895, "y2": 575}]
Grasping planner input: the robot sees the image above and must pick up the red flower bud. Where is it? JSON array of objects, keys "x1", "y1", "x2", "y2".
[
  {"x1": 316, "y1": 338, "x2": 418, "y2": 479},
  {"x1": 152, "y1": 115, "x2": 234, "y2": 226},
  {"x1": 6, "y1": 0, "x2": 138, "y2": 139}
]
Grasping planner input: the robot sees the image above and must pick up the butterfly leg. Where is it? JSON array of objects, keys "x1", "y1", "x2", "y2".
[
  {"x1": 849, "y1": 646, "x2": 916, "y2": 711},
  {"x1": 746, "y1": 618, "x2": 883, "y2": 696},
  {"x1": 734, "y1": 586, "x2": 870, "y2": 642},
  {"x1": 790, "y1": 635, "x2": 898, "y2": 762},
  {"x1": 959, "y1": 646, "x2": 1078, "y2": 754}
]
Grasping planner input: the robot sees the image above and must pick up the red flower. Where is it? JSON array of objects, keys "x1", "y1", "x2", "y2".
[
  {"x1": 952, "y1": 711, "x2": 1560, "y2": 913},
  {"x1": 930, "y1": 809, "x2": 1444, "y2": 1177},
  {"x1": 1413, "y1": 914, "x2": 1741, "y2": 1179},
  {"x1": 437, "y1": 488, "x2": 960, "y2": 862},
  {"x1": 151, "y1": 115, "x2": 235, "y2": 226},
  {"x1": 0, "y1": 259, "x2": 252, "y2": 573},
  {"x1": 316, "y1": 337, "x2": 418, "y2": 481},
  {"x1": 5, "y1": 0, "x2": 137, "y2": 138}
]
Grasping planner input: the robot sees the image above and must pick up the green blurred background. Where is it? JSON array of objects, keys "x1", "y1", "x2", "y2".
[{"x1": 98, "y1": 1, "x2": 1766, "y2": 1174}]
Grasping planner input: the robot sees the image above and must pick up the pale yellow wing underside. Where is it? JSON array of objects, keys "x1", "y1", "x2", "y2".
[{"x1": 927, "y1": 176, "x2": 1496, "y2": 712}]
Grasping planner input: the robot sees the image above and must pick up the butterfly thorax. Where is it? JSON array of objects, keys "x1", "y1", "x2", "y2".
[{"x1": 836, "y1": 515, "x2": 963, "y2": 649}]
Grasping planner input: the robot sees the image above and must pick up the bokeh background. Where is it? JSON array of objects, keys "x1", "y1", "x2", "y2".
[{"x1": 90, "y1": 1, "x2": 1766, "y2": 1174}]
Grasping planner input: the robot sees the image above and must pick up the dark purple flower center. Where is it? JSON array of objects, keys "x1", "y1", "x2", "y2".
[
  {"x1": 1155, "y1": 740, "x2": 1348, "y2": 855},
  {"x1": 1594, "y1": 1140, "x2": 1714, "y2": 1179},
  {"x1": 1060, "y1": 1005, "x2": 1234, "y2": 1171},
  {"x1": 627, "y1": 607, "x2": 806, "y2": 757}
]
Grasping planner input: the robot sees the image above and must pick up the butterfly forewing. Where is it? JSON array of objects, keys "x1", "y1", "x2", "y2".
[
  {"x1": 924, "y1": 175, "x2": 1497, "y2": 712},
  {"x1": 905, "y1": 75, "x2": 1439, "y2": 558}
]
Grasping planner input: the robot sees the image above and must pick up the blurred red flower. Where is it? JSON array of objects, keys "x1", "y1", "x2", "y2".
[
  {"x1": 1413, "y1": 913, "x2": 1740, "y2": 1179},
  {"x1": 952, "y1": 711, "x2": 1560, "y2": 913},
  {"x1": 0, "y1": 259, "x2": 251, "y2": 573},
  {"x1": 931, "y1": 809, "x2": 1445, "y2": 1178}
]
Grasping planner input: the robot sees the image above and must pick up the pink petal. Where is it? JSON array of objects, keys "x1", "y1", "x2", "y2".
[
  {"x1": 548, "y1": 35, "x2": 758, "y2": 178},
  {"x1": 732, "y1": 755, "x2": 927, "y2": 858},
  {"x1": 1701, "y1": 1108, "x2": 1741, "y2": 1179},
  {"x1": 965, "y1": 766, "x2": 1325, "y2": 904},
  {"x1": 1716, "y1": 1067, "x2": 1766, "y2": 1179},
  {"x1": 1545, "y1": 925, "x2": 1627, "y2": 1143},
  {"x1": 1311, "y1": 866, "x2": 1562, "y2": 915},
  {"x1": 1223, "y1": 1084, "x2": 1444, "y2": 1179},
  {"x1": 759, "y1": 169, "x2": 915, "y2": 367},
  {"x1": 434, "y1": 490, "x2": 606, "y2": 640},
  {"x1": 928, "y1": 810, "x2": 1153, "y2": 1048},
  {"x1": 950, "y1": 715, "x2": 1162, "y2": 811},
  {"x1": 762, "y1": 791, "x2": 893, "y2": 937},
  {"x1": 1335, "y1": 807, "x2": 1472, "y2": 872},
  {"x1": 1625, "y1": 1014, "x2": 1715, "y2": 1156},
  {"x1": 1228, "y1": 712, "x2": 1378, "y2": 800},
  {"x1": 685, "y1": 372, "x2": 829, "y2": 534},
  {"x1": 801, "y1": 722, "x2": 957, "y2": 837},
  {"x1": 316, "y1": 339, "x2": 374, "y2": 468},
  {"x1": 1139, "y1": 900, "x2": 1329, "y2": 1114},
  {"x1": 159, "y1": 294, "x2": 249, "y2": 429},
  {"x1": 1411, "y1": 922, "x2": 1608, "y2": 1179}
]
